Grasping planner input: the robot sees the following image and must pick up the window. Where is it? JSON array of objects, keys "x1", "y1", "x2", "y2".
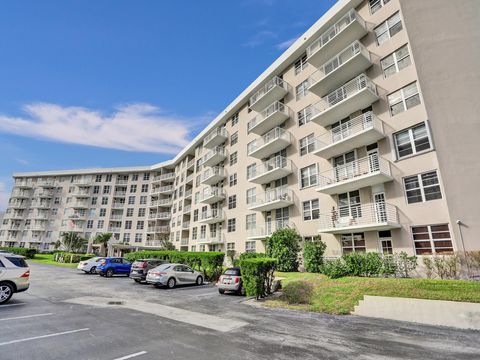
[
  {"x1": 412, "y1": 224, "x2": 453, "y2": 255},
  {"x1": 192, "y1": 227, "x2": 197, "y2": 240},
  {"x1": 125, "y1": 220, "x2": 132, "y2": 229},
  {"x1": 101, "y1": 197, "x2": 108, "y2": 205},
  {"x1": 245, "y1": 241, "x2": 256, "y2": 253},
  {"x1": 91, "y1": 197, "x2": 97, "y2": 205},
  {"x1": 141, "y1": 184, "x2": 149, "y2": 193},
  {"x1": 106, "y1": 174, "x2": 112, "y2": 182},
  {"x1": 341, "y1": 233, "x2": 366, "y2": 253},
  {"x1": 136, "y1": 221, "x2": 144, "y2": 230},
  {"x1": 126, "y1": 208, "x2": 134, "y2": 217},
  {"x1": 246, "y1": 164, "x2": 256, "y2": 180},
  {"x1": 87, "y1": 220, "x2": 94, "y2": 229},
  {"x1": 140, "y1": 196, "x2": 147, "y2": 205},
  {"x1": 128, "y1": 196, "x2": 135, "y2": 205},
  {"x1": 228, "y1": 195, "x2": 237, "y2": 209},
  {"x1": 227, "y1": 242, "x2": 235, "y2": 251},
  {"x1": 404, "y1": 171, "x2": 442, "y2": 204},
  {"x1": 227, "y1": 218, "x2": 236, "y2": 232},
  {"x1": 199, "y1": 244, "x2": 206, "y2": 252},
  {"x1": 200, "y1": 225, "x2": 206, "y2": 239},
  {"x1": 379, "y1": 230, "x2": 393, "y2": 255},
  {"x1": 294, "y1": 53, "x2": 308, "y2": 75},
  {"x1": 246, "y1": 214, "x2": 256, "y2": 230},
  {"x1": 300, "y1": 164, "x2": 318, "y2": 188},
  {"x1": 229, "y1": 173, "x2": 237, "y2": 187},
  {"x1": 123, "y1": 233, "x2": 130, "y2": 242},
  {"x1": 230, "y1": 131, "x2": 238, "y2": 146},
  {"x1": 394, "y1": 123, "x2": 432, "y2": 159},
  {"x1": 231, "y1": 113, "x2": 239, "y2": 127},
  {"x1": 93, "y1": 186, "x2": 100, "y2": 194},
  {"x1": 132, "y1": 174, "x2": 138, "y2": 181},
  {"x1": 191, "y1": 245, "x2": 196, "y2": 252},
  {"x1": 375, "y1": 12, "x2": 402, "y2": 45},
  {"x1": 103, "y1": 185, "x2": 110, "y2": 194},
  {"x1": 99, "y1": 208, "x2": 106, "y2": 217},
  {"x1": 303, "y1": 199, "x2": 320, "y2": 221},
  {"x1": 130, "y1": 185, "x2": 137, "y2": 193},
  {"x1": 299, "y1": 134, "x2": 316, "y2": 156},
  {"x1": 388, "y1": 82, "x2": 421, "y2": 115},
  {"x1": 369, "y1": 0, "x2": 390, "y2": 14},
  {"x1": 143, "y1": 173, "x2": 150, "y2": 181},
  {"x1": 95, "y1": 175, "x2": 102, "y2": 182},
  {"x1": 246, "y1": 188, "x2": 256, "y2": 205},
  {"x1": 193, "y1": 209, "x2": 198, "y2": 222},
  {"x1": 229, "y1": 152, "x2": 238, "y2": 166},
  {"x1": 135, "y1": 233, "x2": 142, "y2": 243},
  {"x1": 295, "y1": 80, "x2": 309, "y2": 100},
  {"x1": 381, "y1": 44, "x2": 411, "y2": 78},
  {"x1": 298, "y1": 105, "x2": 312, "y2": 126},
  {"x1": 97, "y1": 220, "x2": 104, "y2": 229},
  {"x1": 338, "y1": 191, "x2": 361, "y2": 218},
  {"x1": 138, "y1": 208, "x2": 146, "y2": 217}
]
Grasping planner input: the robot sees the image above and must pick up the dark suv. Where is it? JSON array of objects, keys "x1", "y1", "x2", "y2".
[{"x1": 130, "y1": 259, "x2": 166, "y2": 283}]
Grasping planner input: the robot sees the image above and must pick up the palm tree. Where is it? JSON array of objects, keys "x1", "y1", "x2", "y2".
[
  {"x1": 55, "y1": 232, "x2": 87, "y2": 253},
  {"x1": 93, "y1": 233, "x2": 113, "y2": 256}
]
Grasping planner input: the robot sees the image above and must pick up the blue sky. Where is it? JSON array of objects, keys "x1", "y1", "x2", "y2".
[{"x1": 0, "y1": 0, "x2": 336, "y2": 209}]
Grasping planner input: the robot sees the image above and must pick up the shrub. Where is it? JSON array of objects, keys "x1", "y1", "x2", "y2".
[
  {"x1": 266, "y1": 228, "x2": 301, "y2": 272},
  {"x1": 234, "y1": 252, "x2": 266, "y2": 267},
  {"x1": 423, "y1": 254, "x2": 460, "y2": 279},
  {"x1": 240, "y1": 257, "x2": 277, "y2": 300},
  {"x1": 303, "y1": 237, "x2": 327, "y2": 273},
  {"x1": 283, "y1": 281, "x2": 314, "y2": 304},
  {"x1": 320, "y1": 258, "x2": 348, "y2": 279},
  {"x1": 0, "y1": 247, "x2": 37, "y2": 259},
  {"x1": 53, "y1": 252, "x2": 95, "y2": 263},
  {"x1": 396, "y1": 252, "x2": 418, "y2": 278}
]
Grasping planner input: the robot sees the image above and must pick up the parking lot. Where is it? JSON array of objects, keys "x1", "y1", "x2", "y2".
[{"x1": 1, "y1": 262, "x2": 479, "y2": 360}]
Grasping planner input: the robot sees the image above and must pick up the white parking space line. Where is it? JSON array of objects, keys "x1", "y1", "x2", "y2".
[
  {"x1": 0, "y1": 313, "x2": 53, "y2": 322},
  {"x1": 0, "y1": 303, "x2": 26, "y2": 308},
  {"x1": 0, "y1": 328, "x2": 89, "y2": 347},
  {"x1": 113, "y1": 351, "x2": 148, "y2": 360}
]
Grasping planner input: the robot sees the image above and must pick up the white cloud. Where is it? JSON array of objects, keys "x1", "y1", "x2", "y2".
[
  {"x1": 0, "y1": 103, "x2": 202, "y2": 155},
  {"x1": 276, "y1": 36, "x2": 299, "y2": 50},
  {"x1": 242, "y1": 30, "x2": 278, "y2": 48}
]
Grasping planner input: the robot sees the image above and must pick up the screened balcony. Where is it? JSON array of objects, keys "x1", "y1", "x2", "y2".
[
  {"x1": 248, "y1": 188, "x2": 294, "y2": 212},
  {"x1": 203, "y1": 127, "x2": 228, "y2": 148},
  {"x1": 247, "y1": 127, "x2": 292, "y2": 159},
  {"x1": 247, "y1": 156, "x2": 293, "y2": 184},
  {"x1": 249, "y1": 76, "x2": 289, "y2": 112},
  {"x1": 247, "y1": 101, "x2": 290, "y2": 135}
]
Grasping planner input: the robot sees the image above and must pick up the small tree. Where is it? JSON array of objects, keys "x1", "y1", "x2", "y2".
[
  {"x1": 55, "y1": 232, "x2": 87, "y2": 253},
  {"x1": 303, "y1": 236, "x2": 327, "y2": 273},
  {"x1": 157, "y1": 233, "x2": 176, "y2": 250},
  {"x1": 94, "y1": 233, "x2": 112, "y2": 256},
  {"x1": 266, "y1": 228, "x2": 301, "y2": 272}
]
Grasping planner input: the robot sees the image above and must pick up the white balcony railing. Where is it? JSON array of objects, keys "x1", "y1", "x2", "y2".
[
  {"x1": 248, "y1": 188, "x2": 294, "y2": 209},
  {"x1": 146, "y1": 225, "x2": 170, "y2": 233},
  {"x1": 34, "y1": 190, "x2": 55, "y2": 198},
  {"x1": 113, "y1": 191, "x2": 127, "y2": 197},
  {"x1": 318, "y1": 203, "x2": 400, "y2": 232},
  {"x1": 203, "y1": 127, "x2": 228, "y2": 147},
  {"x1": 199, "y1": 210, "x2": 225, "y2": 223},
  {"x1": 15, "y1": 180, "x2": 33, "y2": 188},
  {"x1": 198, "y1": 233, "x2": 225, "y2": 245},
  {"x1": 249, "y1": 76, "x2": 288, "y2": 108},
  {"x1": 11, "y1": 190, "x2": 31, "y2": 198},
  {"x1": 306, "y1": 9, "x2": 365, "y2": 59},
  {"x1": 37, "y1": 179, "x2": 57, "y2": 187},
  {"x1": 247, "y1": 127, "x2": 291, "y2": 157},
  {"x1": 184, "y1": 189, "x2": 193, "y2": 198},
  {"x1": 72, "y1": 177, "x2": 93, "y2": 186},
  {"x1": 151, "y1": 185, "x2": 174, "y2": 195},
  {"x1": 110, "y1": 214, "x2": 123, "y2": 220},
  {"x1": 185, "y1": 174, "x2": 194, "y2": 183},
  {"x1": 199, "y1": 187, "x2": 225, "y2": 202},
  {"x1": 186, "y1": 159, "x2": 195, "y2": 169},
  {"x1": 201, "y1": 166, "x2": 226, "y2": 184},
  {"x1": 247, "y1": 221, "x2": 295, "y2": 239},
  {"x1": 201, "y1": 147, "x2": 227, "y2": 166},
  {"x1": 112, "y1": 202, "x2": 125, "y2": 209},
  {"x1": 181, "y1": 238, "x2": 189, "y2": 246},
  {"x1": 247, "y1": 156, "x2": 292, "y2": 181},
  {"x1": 183, "y1": 205, "x2": 192, "y2": 213},
  {"x1": 247, "y1": 101, "x2": 289, "y2": 133},
  {"x1": 182, "y1": 221, "x2": 191, "y2": 229},
  {"x1": 116, "y1": 179, "x2": 129, "y2": 185},
  {"x1": 154, "y1": 173, "x2": 175, "y2": 182}
]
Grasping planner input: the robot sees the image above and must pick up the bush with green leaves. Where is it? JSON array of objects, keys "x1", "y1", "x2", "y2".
[
  {"x1": 266, "y1": 228, "x2": 300, "y2": 272},
  {"x1": 282, "y1": 280, "x2": 314, "y2": 304},
  {"x1": 0, "y1": 247, "x2": 37, "y2": 259},
  {"x1": 320, "y1": 258, "x2": 349, "y2": 279},
  {"x1": 53, "y1": 252, "x2": 95, "y2": 263},
  {"x1": 233, "y1": 252, "x2": 266, "y2": 266},
  {"x1": 239, "y1": 257, "x2": 277, "y2": 299},
  {"x1": 303, "y1": 237, "x2": 327, "y2": 273}
]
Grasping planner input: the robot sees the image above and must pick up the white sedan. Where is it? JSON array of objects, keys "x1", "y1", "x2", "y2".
[
  {"x1": 146, "y1": 263, "x2": 204, "y2": 288},
  {"x1": 77, "y1": 257, "x2": 105, "y2": 274}
]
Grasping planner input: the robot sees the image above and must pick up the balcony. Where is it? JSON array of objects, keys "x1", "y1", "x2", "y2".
[
  {"x1": 184, "y1": 189, "x2": 192, "y2": 199},
  {"x1": 151, "y1": 185, "x2": 174, "y2": 195},
  {"x1": 197, "y1": 233, "x2": 225, "y2": 245},
  {"x1": 34, "y1": 190, "x2": 54, "y2": 198},
  {"x1": 37, "y1": 179, "x2": 56, "y2": 188},
  {"x1": 312, "y1": 112, "x2": 385, "y2": 159},
  {"x1": 11, "y1": 190, "x2": 30, "y2": 198},
  {"x1": 183, "y1": 205, "x2": 191, "y2": 213},
  {"x1": 199, "y1": 187, "x2": 226, "y2": 204},
  {"x1": 310, "y1": 74, "x2": 378, "y2": 127},
  {"x1": 145, "y1": 240, "x2": 164, "y2": 248},
  {"x1": 306, "y1": 9, "x2": 367, "y2": 68},
  {"x1": 182, "y1": 221, "x2": 191, "y2": 229},
  {"x1": 15, "y1": 181, "x2": 33, "y2": 189},
  {"x1": 247, "y1": 156, "x2": 293, "y2": 184},
  {"x1": 107, "y1": 226, "x2": 121, "y2": 232},
  {"x1": 153, "y1": 173, "x2": 175, "y2": 183},
  {"x1": 247, "y1": 221, "x2": 295, "y2": 240},
  {"x1": 249, "y1": 76, "x2": 289, "y2": 112},
  {"x1": 318, "y1": 203, "x2": 401, "y2": 234},
  {"x1": 247, "y1": 127, "x2": 292, "y2": 159},
  {"x1": 72, "y1": 177, "x2": 93, "y2": 186},
  {"x1": 247, "y1": 101, "x2": 290, "y2": 135},
  {"x1": 31, "y1": 202, "x2": 52, "y2": 209},
  {"x1": 201, "y1": 167, "x2": 226, "y2": 185},
  {"x1": 149, "y1": 198, "x2": 173, "y2": 207},
  {"x1": 113, "y1": 191, "x2": 127, "y2": 197},
  {"x1": 203, "y1": 127, "x2": 228, "y2": 148},
  {"x1": 308, "y1": 41, "x2": 372, "y2": 97},
  {"x1": 146, "y1": 225, "x2": 170, "y2": 233},
  {"x1": 9, "y1": 201, "x2": 28, "y2": 209},
  {"x1": 72, "y1": 190, "x2": 90, "y2": 198},
  {"x1": 198, "y1": 210, "x2": 225, "y2": 224},
  {"x1": 185, "y1": 174, "x2": 194, "y2": 184},
  {"x1": 316, "y1": 155, "x2": 393, "y2": 195},
  {"x1": 187, "y1": 159, "x2": 195, "y2": 170},
  {"x1": 110, "y1": 214, "x2": 123, "y2": 220},
  {"x1": 248, "y1": 188, "x2": 295, "y2": 212},
  {"x1": 181, "y1": 238, "x2": 189, "y2": 246},
  {"x1": 116, "y1": 179, "x2": 129, "y2": 185},
  {"x1": 201, "y1": 147, "x2": 227, "y2": 167},
  {"x1": 68, "y1": 213, "x2": 87, "y2": 220},
  {"x1": 157, "y1": 212, "x2": 171, "y2": 220},
  {"x1": 111, "y1": 202, "x2": 125, "y2": 209}
]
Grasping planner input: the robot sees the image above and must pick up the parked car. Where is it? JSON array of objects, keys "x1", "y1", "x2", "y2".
[
  {"x1": 146, "y1": 263, "x2": 203, "y2": 289},
  {"x1": 77, "y1": 257, "x2": 105, "y2": 274},
  {"x1": 0, "y1": 253, "x2": 30, "y2": 304},
  {"x1": 96, "y1": 257, "x2": 132, "y2": 277},
  {"x1": 217, "y1": 267, "x2": 244, "y2": 295},
  {"x1": 130, "y1": 259, "x2": 166, "y2": 283}
]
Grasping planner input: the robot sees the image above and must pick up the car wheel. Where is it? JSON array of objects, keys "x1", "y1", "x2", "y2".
[
  {"x1": 0, "y1": 283, "x2": 14, "y2": 305},
  {"x1": 196, "y1": 276, "x2": 204, "y2": 286},
  {"x1": 167, "y1": 277, "x2": 176, "y2": 289},
  {"x1": 218, "y1": 289, "x2": 225, "y2": 295},
  {"x1": 106, "y1": 269, "x2": 114, "y2": 278},
  {"x1": 89, "y1": 266, "x2": 97, "y2": 274},
  {"x1": 134, "y1": 279, "x2": 141, "y2": 283}
]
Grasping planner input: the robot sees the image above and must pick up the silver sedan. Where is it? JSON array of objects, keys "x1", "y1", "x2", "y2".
[{"x1": 146, "y1": 263, "x2": 204, "y2": 288}]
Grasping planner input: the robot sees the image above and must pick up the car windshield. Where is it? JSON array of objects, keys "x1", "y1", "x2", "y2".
[
  {"x1": 154, "y1": 264, "x2": 172, "y2": 271},
  {"x1": 224, "y1": 269, "x2": 240, "y2": 276},
  {"x1": 6, "y1": 256, "x2": 28, "y2": 268}
]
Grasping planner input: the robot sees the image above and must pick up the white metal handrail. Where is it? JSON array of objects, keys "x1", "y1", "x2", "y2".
[
  {"x1": 247, "y1": 221, "x2": 295, "y2": 238},
  {"x1": 248, "y1": 155, "x2": 290, "y2": 180},
  {"x1": 204, "y1": 127, "x2": 228, "y2": 145},
  {"x1": 200, "y1": 210, "x2": 224, "y2": 221},
  {"x1": 201, "y1": 146, "x2": 226, "y2": 164},
  {"x1": 183, "y1": 205, "x2": 192, "y2": 213},
  {"x1": 318, "y1": 202, "x2": 399, "y2": 230},
  {"x1": 182, "y1": 221, "x2": 191, "y2": 229},
  {"x1": 201, "y1": 166, "x2": 226, "y2": 181},
  {"x1": 151, "y1": 185, "x2": 174, "y2": 194},
  {"x1": 311, "y1": 74, "x2": 377, "y2": 115},
  {"x1": 249, "y1": 187, "x2": 294, "y2": 207},
  {"x1": 306, "y1": 9, "x2": 365, "y2": 58},
  {"x1": 317, "y1": 154, "x2": 390, "y2": 187},
  {"x1": 184, "y1": 189, "x2": 192, "y2": 198},
  {"x1": 249, "y1": 76, "x2": 287, "y2": 107},
  {"x1": 200, "y1": 187, "x2": 225, "y2": 201},
  {"x1": 198, "y1": 233, "x2": 225, "y2": 244},
  {"x1": 247, "y1": 127, "x2": 291, "y2": 155},
  {"x1": 314, "y1": 112, "x2": 382, "y2": 150},
  {"x1": 247, "y1": 101, "x2": 289, "y2": 132},
  {"x1": 309, "y1": 41, "x2": 370, "y2": 84},
  {"x1": 185, "y1": 174, "x2": 193, "y2": 183}
]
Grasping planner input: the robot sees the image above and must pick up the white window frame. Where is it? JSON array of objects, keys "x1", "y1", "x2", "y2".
[
  {"x1": 412, "y1": 224, "x2": 453, "y2": 255},
  {"x1": 302, "y1": 199, "x2": 320, "y2": 221},
  {"x1": 299, "y1": 133, "x2": 316, "y2": 156},
  {"x1": 295, "y1": 80, "x2": 310, "y2": 100},
  {"x1": 403, "y1": 170, "x2": 442, "y2": 204},
  {"x1": 246, "y1": 214, "x2": 256, "y2": 230},
  {"x1": 246, "y1": 188, "x2": 256, "y2": 205},
  {"x1": 341, "y1": 233, "x2": 366, "y2": 254},
  {"x1": 299, "y1": 164, "x2": 318, "y2": 189},
  {"x1": 297, "y1": 105, "x2": 312, "y2": 126},
  {"x1": 381, "y1": 44, "x2": 411, "y2": 78},
  {"x1": 375, "y1": 11, "x2": 402, "y2": 45},
  {"x1": 245, "y1": 241, "x2": 256, "y2": 253},
  {"x1": 393, "y1": 122, "x2": 432, "y2": 160},
  {"x1": 369, "y1": 0, "x2": 391, "y2": 14},
  {"x1": 388, "y1": 82, "x2": 421, "y2": 116}
]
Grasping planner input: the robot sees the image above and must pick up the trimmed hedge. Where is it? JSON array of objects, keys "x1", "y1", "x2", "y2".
[
  {"x1": 233, "y1": 252, "x2": 266, "y2": 266},
  {"x1": 0, "y1": 247, "x2": 37, "y2": 259},
  {"x1": 239, "y1": 257, "x2": 277, "y2": 300},
  {"x1": 53, "y1": 252, "x2": 95, "y2": 263},
  {"x1": 124, "y1": 251, "x2": 225, "y2": 281}
]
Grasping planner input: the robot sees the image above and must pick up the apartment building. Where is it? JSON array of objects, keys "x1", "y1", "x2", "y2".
[{"x1": 1, "y1": 0, "x2": 479, "y2": 258}]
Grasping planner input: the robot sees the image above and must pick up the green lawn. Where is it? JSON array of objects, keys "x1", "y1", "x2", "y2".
[
  {"x1": 266, "y1": 272, "x2": 480, "y2": 315},
  {"x1": 29, "y1": 254, "x2": 79, "y2": 268}
]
